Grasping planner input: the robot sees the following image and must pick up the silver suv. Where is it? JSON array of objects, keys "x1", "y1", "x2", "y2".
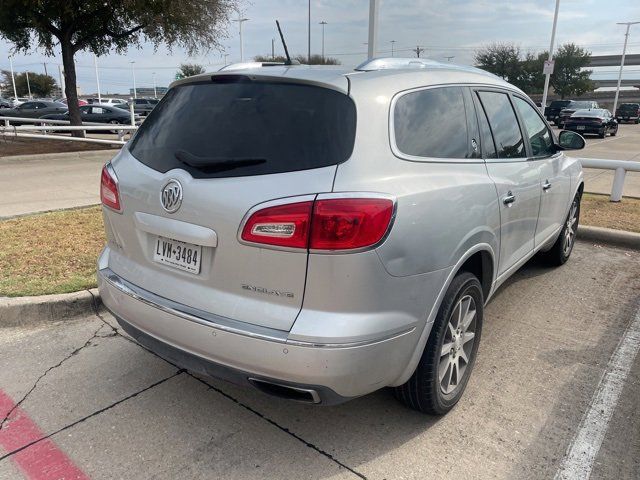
[{"x1": 98, "y1": 58, "x2": 585, "y2": 414}]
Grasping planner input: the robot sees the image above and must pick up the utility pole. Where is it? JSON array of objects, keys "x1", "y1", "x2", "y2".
[
  {"x1": 319, "y1": 21, "x2": 327, "y2": 62},
  {"x1": 94, "y1": 54, "x2": 102, "y2": 104},
  {"x1": 26, "y1": 71, "x2": 32, "y2": 98},
  {"x1": 272, "y1": 38, "x2": 275, "y2": 59},
  {"x1": 413, "y1": 46, "x2": 425, "y2": 58},
  {"x1": 223, "y1": 53, "x2": 230, "y2": 65},
  {"x1": 43, "y1": 62, "x2": 48, "y2": 76},
  {"x1": 233, "y1": 13, "x2": 249, "y2": 62},
  {"x1": 367, "y1": 0, "x2": 379, "y2": 59},
  {"x1": 540, "y1": 0, "x2": 561, "y2": 113},
  {"x1": 130, "y1": 61, "x2": 137, "y2": 99},
  {"x1": 9, "y1": 57, "x2": 18, "y2": 101},
  {"x1": 308, "y1": 0, "x2": 311, "y2": 63},
  {"x1": 390, "y1": 40, "x2": 396, "y2": 57},
  {"x1": 612, "y1": 21, "x2": 640, "y2": 116}
]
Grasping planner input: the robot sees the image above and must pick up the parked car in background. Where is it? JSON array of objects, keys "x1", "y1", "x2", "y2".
[
  {"x1": 59, "y1": 97, "x2": 88, "y2": 106},
  {"x1": 96, "y1": 98, "x2": 129, "y2": 108},
  {"x1": 130, "y1": 98, "x2": 159, "y2": 116},
  {"x1": 615, "y1": 103, "x2": 640, "y2": 124},
  {"x1": 564, "y1": 109, "x2": 618, "y2": 138},
  {"x1": 0, "y1": 97, "x2": 12, "y2": 108},
  {"x1": 11, "y1": 97, "x2": 30, "y2": 107},
  {"x1": 41, "y1": 104, "x2": 140, "y2": 126},
  {"x1": 98, "y1": 58, "x2": 585, "y2": 415},
  {"x1": 2, "y1": 100, "x2": 67, "y2": 122},
  {"x1": 544, "y1": 99, "x2": 573, "y2": 124},
  {"x1": 556, "y1": 100, "x2": 599, "y2": 128}
]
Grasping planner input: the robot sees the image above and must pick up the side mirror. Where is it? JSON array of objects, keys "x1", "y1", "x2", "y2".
[{"x1": 558, "y1": 130, "x2": 585, "y2": 150}]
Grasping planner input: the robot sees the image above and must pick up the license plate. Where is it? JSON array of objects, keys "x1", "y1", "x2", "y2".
[
  {"x1": 577, "y1": 125, "x2": 585, "y2": 130},
  {"x1": 153, "y1": 236, "x2": 202, "y2": 274}
]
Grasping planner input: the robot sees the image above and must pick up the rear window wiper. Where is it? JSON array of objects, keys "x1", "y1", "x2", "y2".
[{"x1": 174, "y1": 150, "x2": 267, "y2": 171}]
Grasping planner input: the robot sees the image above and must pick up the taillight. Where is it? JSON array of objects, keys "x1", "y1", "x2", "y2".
[
  {"x1": 310, "y1": 198, "x2": 394, "y2": 250},
  {"x1": 100, "y1": 164, "x2": 121, "y2": 212},
  {"x1": 241, "y1": 196, "x2": 394, "y2": 251},
  {"x1": 241, "y1": 201, "x2": 313, "y2": 248}
]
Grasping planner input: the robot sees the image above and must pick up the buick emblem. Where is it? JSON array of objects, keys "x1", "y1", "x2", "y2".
[{"x1": 160, "y1": 180, "x2": 183, "y2": 213}]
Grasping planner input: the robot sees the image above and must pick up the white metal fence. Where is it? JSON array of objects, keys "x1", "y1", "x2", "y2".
[
  {"x1": 579, "y1": 158, "x2": 640, "y2": 202},
  {"x1": 1, "y1": 116, "x2": 138, "y2": 145}
]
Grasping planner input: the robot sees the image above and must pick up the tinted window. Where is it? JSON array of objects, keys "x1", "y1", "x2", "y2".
[
  {"x1": 474, "y1": 99, "x2": 497, "y2": 159},
  {"x1": 513, "y1": 97, "x2": 554, "y2": 157},
  {"x1": 20, "y1": 102, "x2": 36, "y2": 109},
  {"x1": 80, "y1": 106, "x2": 91, "y2": 113},
  {"x1": 394, "y1": 87, "x2": 469, "y2": 158},
  {"x1": 477, "y1": 91, "x2": 526, "y2": 159},
  {"x1": 129, "y1": 80, "x2": 357, "y2": 179}
]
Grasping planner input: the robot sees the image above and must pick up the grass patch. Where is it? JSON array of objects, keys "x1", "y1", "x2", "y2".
[
  {"x1": 581, "y1": 193, "x2": 640, "y2": 233},
  {"x1": 0, "y1": 206, "x2": 105, "y2": 297}
]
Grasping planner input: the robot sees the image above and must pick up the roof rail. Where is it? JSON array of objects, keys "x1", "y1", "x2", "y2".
[{"x1": 355, "y1": 57, "x2": 502, "y2": 80}]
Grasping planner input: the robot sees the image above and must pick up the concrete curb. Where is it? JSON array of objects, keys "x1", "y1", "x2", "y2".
[
  {"x1": 0, "y1": 289, "x2": 101, "y2": 329},
  {"x1": 577, "y1": 225, "x2": 640, "y2": 251}
]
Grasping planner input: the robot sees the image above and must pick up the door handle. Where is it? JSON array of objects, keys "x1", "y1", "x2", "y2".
[
  {"x1": 543, "y1": 180, "x2": 552, "y2": 191},
  {"x1": 503, "y1": 192, "x2": 516, "y2": 206}
]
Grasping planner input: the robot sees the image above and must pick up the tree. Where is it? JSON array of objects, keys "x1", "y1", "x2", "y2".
[
  {"x1": 254, "y1": 54, "x2": 341, "y2": 65},
  {"x1": 550, "y1": 43, "x2": 594, "y2": 98},
  {"x1": 175, "y1": 63, "x2": 206, "y2": 80},
  {"x1": 474, "y1": 43, "x2": 525, "y2": 89},
  {"x1": 0, "y1": 0, "x2": 234, "y2": 134},
  {"x1": 1, "y1": 70, "x2": 56, "y2": 97}
]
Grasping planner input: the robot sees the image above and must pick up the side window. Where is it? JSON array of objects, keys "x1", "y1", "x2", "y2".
[
  {"x1": 92, "y1": 107, "x2": 105, "y2": 114},
  {"x1": 513, "y1": 97, "x2": 555, "y2": 157},
  {"x1": 477, "y1": 91, "x2": 526, "y2": 159},
  {"x1": 473, "y1": 96, "x2": 497, "y2": 159},
  {"x1": 394, "y1": 86, "x2": 470, "y2": 159},
  {"x1": 80, "y1": 106, "x2": 91, "y2": 114}
]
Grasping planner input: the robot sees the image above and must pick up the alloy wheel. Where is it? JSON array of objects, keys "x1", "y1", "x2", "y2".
[
  {"x1": 438, "y1": 294, "x2": 477, "y2": 395},
  {"x1": 563, "y1": 200, "x2": 578, "y2": 256}
]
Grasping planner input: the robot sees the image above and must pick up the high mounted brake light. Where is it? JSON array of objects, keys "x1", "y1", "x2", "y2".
[{"x1": 241, "y1": 196, "x2": 394, "y2": 251}]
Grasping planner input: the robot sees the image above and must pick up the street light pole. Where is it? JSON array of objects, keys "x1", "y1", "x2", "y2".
[
  {"x1": 390, "y1": 40, "x2": 396, "y2": 57},
  {"x1": 26, "y1": 71, "x2": 32, "y2": 98},
  {"x1": 367, "y1": 0, "x2": 380, "y2": 59},
  {"x1": 233, "y1": 13, "x2": 249, "y2": 62},
  {"x1": 58, "y1": 64, "x2": 65, "y2": 98},
  {"x1": 94, "y1": 54, "x2": 102, "y2": 104},
  {"x1": 319, "y1": 21, "x2": 327, "y2": 62},
  {"x1": 612, "y1": 21, "x2": 640, "y2": 116},
  {"x1": 130, "y1": 61, "x2": 137, "y2": 99},
  {"x1": 152, "y1": 72, "x2": 157, "y2": 99},
  {"x1": 9, "y1": 57, "x2": 18, "y2": 101},
  {"x1": 308, "y1": 0, "x2": 311, "y2": 63},
  {"x1": 540, "y1": 0, "x2": 561, "y2": 113}
]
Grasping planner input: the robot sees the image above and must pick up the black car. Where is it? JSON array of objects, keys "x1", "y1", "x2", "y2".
[
  {"x1": 2, "y1": 100, "x2": 67, "y2": 123},
  {"x1": 544, "y1": 99, "x2": 572, "y2": 125},
  {"x1": 556, "y1": 100, "x2": 599, "y2": 128},
  {"x1": 564, "y1": 109, "x2": 618, "y2": 138},
  {"x1": 615, "y1": 103, "x2": 640, "y2": 124},
  {"x1": 41, "y1": 104, "x2": 138, "y2": 125},
  {"x1": 130, "y1": 98, "x2": 160, "y2": 116}
]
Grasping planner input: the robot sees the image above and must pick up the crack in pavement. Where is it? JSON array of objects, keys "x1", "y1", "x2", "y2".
[
  {"x1": 0, "y1": 322, "x2": 108, "y2": 432},
  {"x1": 87, "y1": 290, "x2": 368, "y2": 479},
  {"x1": 0, "y1": 370, "x2": 184, "y2": 463}
]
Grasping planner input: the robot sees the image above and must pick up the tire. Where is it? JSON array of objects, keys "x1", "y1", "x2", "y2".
[
  {"x1": 611, "y1": 125, "x2": 618, "y2": 136},
  {"x1": 393, "y1": 272, "x2": 483, "y2": 415},
  {"x1": 109, "y1": 120, "x2": 121, "y2": 134},
  {"x1": 540, "y1": 193, "x2": 580, "y2": 266},
  {"x1": 598, "y1": 128, "x2": 606, "y2": 138}
]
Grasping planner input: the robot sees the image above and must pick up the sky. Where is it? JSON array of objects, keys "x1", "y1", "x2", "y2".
[{"x1": 1, "y1": 0, "x2": 639, "y2": 95}]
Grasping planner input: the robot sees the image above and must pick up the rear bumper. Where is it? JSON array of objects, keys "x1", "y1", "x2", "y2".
[
  {"x1": 98, "y1": 266, "x2": 418, "y2": 402},
  {"x1": 564, "y1": 125, "x2": 605, "y2": 134}
]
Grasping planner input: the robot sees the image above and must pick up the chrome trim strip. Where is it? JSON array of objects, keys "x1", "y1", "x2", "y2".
[{"x1": 99, "y1": 267, "x2": 414, "y2": 348}]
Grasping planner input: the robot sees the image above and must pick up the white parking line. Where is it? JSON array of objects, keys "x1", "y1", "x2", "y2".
[
  {"x1": 585, "y1": 134, "x2": 626, "y2": 147},
  {"x1": 554, "y1": 304, "x2": 640, "y2": 479}
]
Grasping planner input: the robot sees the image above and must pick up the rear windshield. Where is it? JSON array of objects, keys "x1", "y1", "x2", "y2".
[
  {"x1": 550, "y1": 100, "x2": 571, "y2": 108},
  {"x1": 129, "y1": 79, "x2": 357, "y2": 178},
  {"x1": 567, "y1": 101, "x2": 592, "y2": 109},
  {"x1": 619, "y1": 103, "x2": 639, "y2": 110}
]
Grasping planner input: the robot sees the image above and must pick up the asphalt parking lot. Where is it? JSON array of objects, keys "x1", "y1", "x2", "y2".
[{"x1": 1, "y1": 241, "x2": 639, "y2": 479}]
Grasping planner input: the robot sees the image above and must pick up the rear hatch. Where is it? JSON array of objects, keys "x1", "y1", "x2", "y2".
[{"x1": 104, "y1": 75, "x2": 356, "y2": 331}]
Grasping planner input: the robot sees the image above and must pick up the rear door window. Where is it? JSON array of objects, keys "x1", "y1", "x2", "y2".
[
  {"x1": 477, "y1": 91, "x2": 526, "y2": 159},
  {"x1": 129, "y1": 79, "x2": 357, "y2": 178},
  {"x1": 393, "y1": 86, "x2": 470, "y2": 159}
]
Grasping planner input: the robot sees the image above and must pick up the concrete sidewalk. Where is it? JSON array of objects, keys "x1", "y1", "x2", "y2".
[{"x1": 0, "y1": 150, "x2": 115, "y2": 218}]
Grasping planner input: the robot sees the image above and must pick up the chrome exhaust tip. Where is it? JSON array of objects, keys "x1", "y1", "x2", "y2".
[{"x1": 248, "y1": 378, "x2": 321, "y2": 404}]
